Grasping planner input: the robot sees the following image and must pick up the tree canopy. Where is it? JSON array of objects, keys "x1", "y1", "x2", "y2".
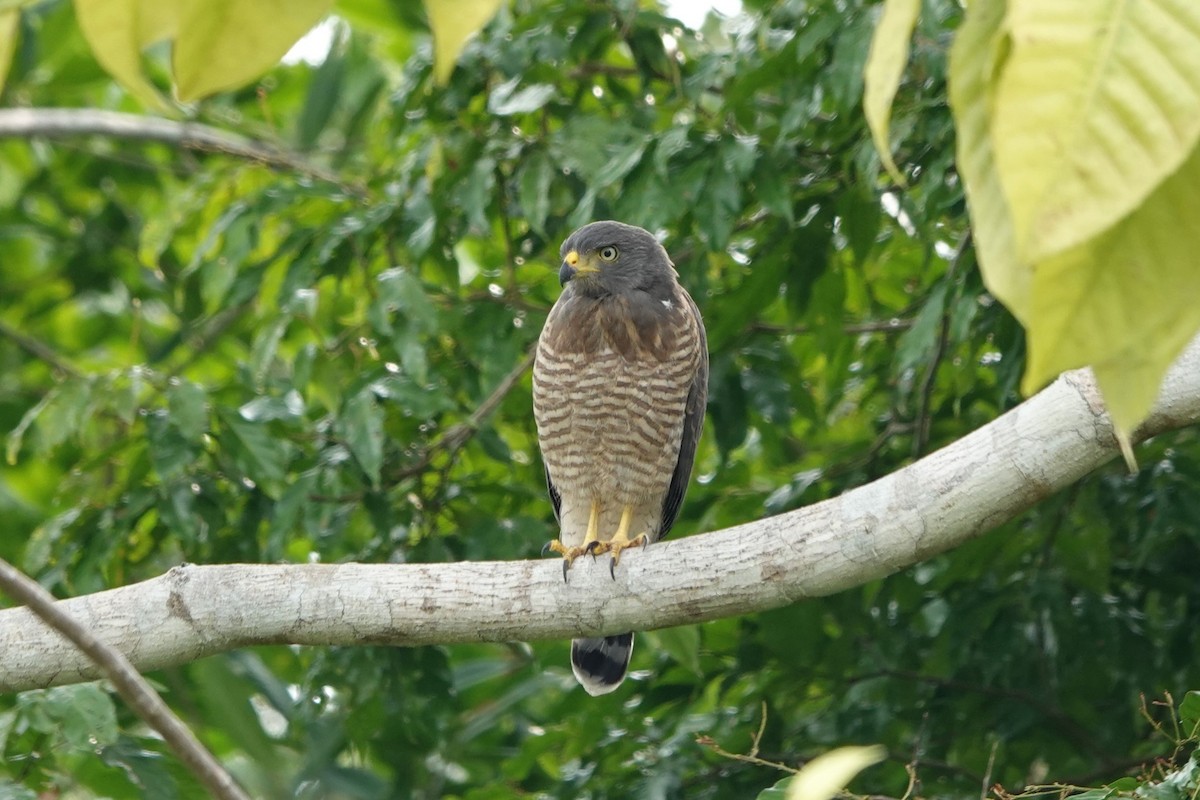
[{"x1": 1, "y1": 0, "x2": 1199, "y2": 798}]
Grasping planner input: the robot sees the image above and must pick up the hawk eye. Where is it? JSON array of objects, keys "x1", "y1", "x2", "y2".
[{"x1": 597, "y1": 245, "x2": 619, "y2": 262}]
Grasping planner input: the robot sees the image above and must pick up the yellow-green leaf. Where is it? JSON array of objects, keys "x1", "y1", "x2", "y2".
[
  {"x1": 424, "y1": 0, "x2": 506, "y2": 85},
  {"x1": 173, "y1": 0, "x2": 332, "y2": 101},
  {"x1": 785, "y1": 745, "x2": 887, "y2": 800},
  {"x1": 947, "y1": 0, "x2": 1028, "y2": 323},
  {"x1": 863, "y1": 0, "x2": 920, "y2": 185},
  {"x1": 993, "y1": 0, "x2": 1200, "y2": 264},
  {"x1": 0, "y1": 9, "x2": 19, "y2": 94},
  {"x1": 1024, "y1": 138, "x2": 1200, "y2": 437},
  {"x1": 73, "y1": 0, "x2": 169, "y2": 109}
]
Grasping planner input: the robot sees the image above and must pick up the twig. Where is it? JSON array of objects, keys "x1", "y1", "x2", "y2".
[
  {"x1": 696, "y1": 702, "x2": 799, "y2": 775},
  {"x1": 380, "y1": 347, "x2": 536, "y2": 487},
  {"x1": 913, "y1": 231, "x2": 973, "y2": 457},
  {"x1": 0, "y1": 557, "x2": 250, "y2": 800},
  {"x1": 0, "y1": 108, "x2": 359, "y2": 193},
  {"x1": 749, "y1": 701, "x2": 768, "y2": 758},
  {"x1": 982, "y1": 739, "x2": 998, "y2": 800},
  {"x1": 0, "y1": 319, "x2": 82, "y2": 378},
  {"x1": 751, "y1": 319, "x2": 915, "y2": 336},
  {"x1": 847, "y1": 667, "x2": 1111, "y2": 762}
]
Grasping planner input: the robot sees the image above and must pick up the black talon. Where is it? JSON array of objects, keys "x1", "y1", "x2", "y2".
[
  {"x1": 562, "y1": 560, "x2": 569, "y2": 583},
  {"x1": 585, "y1": 540, "x2": 603, "y2": 558},
  {"x1": 541, "y1": 541, "x2": 553, "y2": 557},
  {"x1": 609, "y1": 556, "x2": 617, "y2": 580}
]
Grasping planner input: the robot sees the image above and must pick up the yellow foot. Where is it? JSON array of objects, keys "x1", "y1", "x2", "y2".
[
  {"x1": 541, "y1": 499, "x2": 603, "y2": 582},
  {"x1": 605, "y1": 532, "x2": 650, "y2": 579},
  {"x1": 589, "y1": 504, "x2": 651, "y2": 579}
]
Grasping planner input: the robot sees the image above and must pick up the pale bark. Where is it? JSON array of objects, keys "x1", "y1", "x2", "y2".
[{"x1": 2, "y1": 339, "x2": 1199, "y2": 693}]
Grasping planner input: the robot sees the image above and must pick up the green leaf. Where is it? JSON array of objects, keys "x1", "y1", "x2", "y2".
[
  {"x1": 73, "y1": 0, "x2": 171, "y2": 108},
  {"x1": 191, "y1": 657, "x2": 281, "y2": 769},
  {"x1": 896, "y1": 283, "x2": 946, "y2": 374},
  {"x1": 167, "y1": 380, "x2": 208, "y2": 441},
  {"x1": 863, "y1": 0, "x2": 919, "y2": 184},
  {"x1": 651, "y1": 626, "x2": 701, "y2": 676},
  {"x1": 239, "y1": 391, "x2": 306, "y2": 422},
  {"x1": 0, "y1": 782, "x2": 38, "y2": 800},
  {"x1": 19, "y1": 684, "x2": 119, "y2": 750},
  {"x1": 0, "y1": 10, "x2": 20, "y2": 94},
  {"x1": 487, "y1": 77, "x2": 556, "y2": 115},
  {"x1": 836, "y1": 183, "x2": 881, "y2": 264},
  {"x1": 174, "y1": 0, "x2": 334, "y2": 100},
  {"x1": 1179, "y1": 690, "x2": 1200, "y2": 736},
  {"x1": 34, "y1": 377, "x2": 94, "y2": 454},
  {"x1": 266, "y1": 471, "x2": 316, "y2": 559},
  {"x1": 948, "y1": 0, "x2": 1027, "y2": 323},
  {"x1": 99, "y1": 738, "x2": 179, "y2": 800},
  {"x1": 757, "y1": 776, "x2": 794, "y2": 800},
  {"x1": 518, "y1": 152, "x2": 554, "y2": 235},
  {"x1": 424, "y1": 0, "x2": 506, "y2": 84},
  {"x1": 218, "y1": 408, "x2": 288, "y2": 489},
  {"x1": 1025, "y1": 140, "x2": 1200, "y2": 434},
  {"x1": 339, "y1": 389, "x2": 384, "y2": 486},
  {"x1": 6, "y1": 390, "x2": 52, "y2": 465},
  {"x1": 378, "y1": 268, "x2": 438, "y2": 333},
  {"x1": 993, "y1": 0, "x2": 1200, "y2": 263},
  {"x1": 147, "y1": 411, "x2": 196, "y2": 481},
  {"x1": 297, "y1": 35, "x2": 346, "y2": 150}
]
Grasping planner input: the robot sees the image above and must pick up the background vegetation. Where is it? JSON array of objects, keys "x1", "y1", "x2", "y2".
[{"x1": 1, "y1": 0, "x2": 1198, "y2": 797}]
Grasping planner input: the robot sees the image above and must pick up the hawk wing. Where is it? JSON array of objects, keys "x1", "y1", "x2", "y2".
[
  {"x1": 658, "y1": 287, "x2": 708, "y2": 539},
  {"x1": 544, "y1": 463, "x2": 562, "y2": 523}
]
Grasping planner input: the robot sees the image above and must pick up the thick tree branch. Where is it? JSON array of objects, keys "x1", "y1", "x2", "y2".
[
  {"x1": 2, "y1": 338, "x2": 1199, "y2": 693},
  {"x1": 0, "y1": 558, "x2": 249, "y2": 799}
]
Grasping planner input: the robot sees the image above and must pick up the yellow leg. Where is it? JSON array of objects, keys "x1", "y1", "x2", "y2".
[
  {"x1": 542, "y1": 499, "x2": 603, "y2": 581},
  {"x1": 590, "y1": 504, "x2": 650, "y2": 577},
  {"x1": 582, "y1": 499, "x2": 601, "y2": 551}
]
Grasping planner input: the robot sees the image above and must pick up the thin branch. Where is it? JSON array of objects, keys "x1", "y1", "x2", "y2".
[
  {"x1": 751, "y1": 319, "x2": 915, "y2": 336},
  {"x1": 982, "y1": 740, "x2": 998, "y2": 800},
  {"x1": 0, "y1": 558, "x2": 249, "y2": 800},
  {"x1": 846, "y1": 667, "x2": 1111, "y2": 762},
  {"x1": 914, "y1": 232, "x2": 973, "y2": 457},
  {"x1": 0, "y1": 335, "x2": 1199, "y2": 693},
  {"x1": 382, "y1": 347, "x2": 536, "y2": 484},
  {"x1": 0, "y1": 319, "x2": 83, "y2": 378},
  {"x1": 439, "y1": 347, "x2": 537, "y2": 451},
  {"x1": 0, "y1": 108, "x2": 360, "y2": 193},
  {"x1": 697, "y1": 702, "x2": 796, "y2": 773}
]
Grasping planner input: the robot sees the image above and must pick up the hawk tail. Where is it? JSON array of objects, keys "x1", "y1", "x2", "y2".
[{"x1": 570, "y1": 633, "x2": 634, "y2": 696}]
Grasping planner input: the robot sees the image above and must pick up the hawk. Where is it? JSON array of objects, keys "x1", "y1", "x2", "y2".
[{"x1": 533, "y1": 220, "x2": 709, "y2": 696}]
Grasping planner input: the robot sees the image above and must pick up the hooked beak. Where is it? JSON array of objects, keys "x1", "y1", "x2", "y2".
[{"x1": 558, "y1": 250, "x2": 600, "y2": 285}]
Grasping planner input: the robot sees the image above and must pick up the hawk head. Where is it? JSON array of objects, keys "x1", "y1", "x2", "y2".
[{"x1": 557, "y1": 221, "x2": 676, "y2": 298}]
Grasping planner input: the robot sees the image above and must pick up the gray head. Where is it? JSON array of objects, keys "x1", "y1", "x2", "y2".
[{"x1": 557, "y1": 220, "x2": 676, "y2": 297}]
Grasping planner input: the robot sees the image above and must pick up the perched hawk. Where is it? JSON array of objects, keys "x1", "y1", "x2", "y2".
[{"x1": 533, "y1": 221, "x2": 709, "y2": 696}]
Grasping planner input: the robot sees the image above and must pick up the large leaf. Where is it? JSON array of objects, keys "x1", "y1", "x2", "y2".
[
  {"x1": 993, "y1": 0, "x2": 1200, "y2": 263},
  {"x1": 862, "y1": 0, "x2": 920, "y2": 185},
  {"x1": 947, "y1": 0, "x2": 1027, "y2": 323},
  {"x1": 174, "y1": 0, "x2": 333, "y2": 100},
  {"x1": 73, "y1": 0, "x2": 175, "y2": 108},
  {"x1": 424, "y1": 0, "x2": 506, "y2": 85},
  {"x1": 1025, "y1": 139, "x2": 1200, "y2": 434},
  {"x1": 785, "y1": 745, "x2": 887, "y2": 800},
  {"x1": 75, "y1": 0, "x2": 330, "y2": 103},
  {"x1": 0, "y1": 9, "x2": 19, "y2": 93}
]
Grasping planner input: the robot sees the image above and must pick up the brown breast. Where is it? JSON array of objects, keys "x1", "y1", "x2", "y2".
[{"x1": 533, "y1": 285, "x2": 702, "y2": 504}]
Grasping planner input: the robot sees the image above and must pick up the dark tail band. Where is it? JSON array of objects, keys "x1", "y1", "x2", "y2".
[{"x1": 570, "y1": 633, "x2": 634, "y2": 696}]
